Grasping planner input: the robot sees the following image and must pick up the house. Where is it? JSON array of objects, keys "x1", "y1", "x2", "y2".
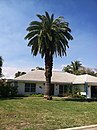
[
  {"x1": 73, "y1": 74, "x2": 97, "y2": 98},
  {"x1": 13, "y1": 69, "x2": 97, "y2": 98}
]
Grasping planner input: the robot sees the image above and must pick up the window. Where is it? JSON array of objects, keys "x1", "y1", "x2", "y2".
[
  {"x1": 31, "y1": 84, "x2": 36, "y2": 92},
  {"x1": 25, "y1": 83, "x2": 30, "y2": 92},
  {"x1": 25, "y1": 83, "x2": 36, "y2": 92},
  {"x1": 59, "y1": 84, "x2": 72, "y2": 96}
]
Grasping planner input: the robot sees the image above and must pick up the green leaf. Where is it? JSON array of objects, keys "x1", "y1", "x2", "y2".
[
  {"x1": 36, "y1": 14, "x2": 43, "y2": 20},
  {"x1": 47, "y1": 33, "x2": 52, "y2": 41},
  {"x1": 30, "y1": 21, "x2": 41, "y2": 26},
  {"x1": 27, "y1": 35, "x2": 38, "y2": 46},
  {"x1": 25, "y1": 31, "x2": 39, "y2": 40}
]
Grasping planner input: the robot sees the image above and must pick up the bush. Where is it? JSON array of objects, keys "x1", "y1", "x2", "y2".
[
  {"x1": 31, "y1": 93, "x2": 44, "y2": 97},
  {"x1": 72, "y1": 94, "x2": 86, "y2": 99},
  {"x1": 0, "y1": 79, "x2": 18, "y2": 97}
]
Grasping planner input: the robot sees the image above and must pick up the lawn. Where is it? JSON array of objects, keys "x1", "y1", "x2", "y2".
[{"x1": 0, "y1": 97, "x2": 97, "y2": 130}]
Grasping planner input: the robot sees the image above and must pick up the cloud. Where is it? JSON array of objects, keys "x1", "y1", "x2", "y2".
[
  {"x1": 2, "y1": 66, "x2": 31, "y2": 79},
  {"x1": 2, "y1": 65, "x2": 64, "y2": 79}
]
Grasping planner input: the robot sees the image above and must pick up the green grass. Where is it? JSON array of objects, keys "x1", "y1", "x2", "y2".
[{"x1": 0, "y1": 97, "x2": 97, "y2": 130}]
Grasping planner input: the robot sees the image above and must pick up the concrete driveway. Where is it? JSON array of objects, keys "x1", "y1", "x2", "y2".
[{"x1": 58, "y1": 124, "x2": 97, "y2": 130}]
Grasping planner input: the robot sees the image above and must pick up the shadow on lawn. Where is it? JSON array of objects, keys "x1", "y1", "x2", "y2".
[
  {"x1": 0, "y1": 95, "x2": 28, "y2": 101},
  {"x1": 53, "y1": 97, "x2": 97, "y2": 102},
  {"x1": 65, "y1": 98, "x2": 97, "y2": 102}
]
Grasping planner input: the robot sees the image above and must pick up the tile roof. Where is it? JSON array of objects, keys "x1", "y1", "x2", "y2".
[
  {"x1": 14, "y1": 69, "x2": 76, "y2": 83},
  {"x1": 14, "y1": 70, "x2": 97, "y2": 85},
  {"x1": 73, "y1": 74, "x2": 97, "y2": 85}
]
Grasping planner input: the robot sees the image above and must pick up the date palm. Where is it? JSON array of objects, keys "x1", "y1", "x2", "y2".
[{"x1": 25, "y1": 12, "x2": 73, "y2": 100}]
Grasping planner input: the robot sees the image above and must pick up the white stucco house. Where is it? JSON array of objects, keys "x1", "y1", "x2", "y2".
[{"x1": 13, "y1": 69, "x2": 97, "y2": 98}]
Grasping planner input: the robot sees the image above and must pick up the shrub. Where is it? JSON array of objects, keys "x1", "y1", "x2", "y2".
[
  {"x1": 72, "y1": 94, "x2": 86, "y2": 99},
  {"x1": 0, "y1": 79, "x2": 18, "y2": 97},
  {"x1": 31, "y1": 93, "x2": 44, "y2": 97}
]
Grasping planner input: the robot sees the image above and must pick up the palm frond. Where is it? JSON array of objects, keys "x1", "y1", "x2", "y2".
[
  {"x1": 36, "y1": 14, "x2": 43, "y2": 20},
  {"x1": 25, "y1": 31, "x2": 39, "y2": 40},
  {"x1": 26, "y1": 25, "x2": 41, "y2": 32},
  {"x1": 51, "y1": 14, "x2": 54, "y2": 23},
  {"x1": 29, "y1": 21, "x2": 41, "y2": 26},
  {"x1": 45, "y1": 11, "x2": 51, "y2": 22},
  {"x1": 27, "y1": 35, "x2": 38, "y2": 46}
]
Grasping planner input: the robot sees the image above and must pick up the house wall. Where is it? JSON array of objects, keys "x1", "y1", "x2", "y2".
[
  {"x1": 36, "y1": 83, "x2": 45, "y2": 94},
  {"x1": 73, "y1": 84, "x2": 97, "y2": 98},
  {"x1": 17, "y1": 82, "x2": 25, "y2": 95},
  {"x1": 87, "y1": 85, "x2": 91, "y2": 98},
  {"x1": 17, "y1": 82, "x2": 45, "y2": 95},
  {"x1": 73, "y1": 84, "x2": 86, "y2": 96},
  {"x1": 17, "y1": 82, "x2": 59, "y2": 96},
  {"x1": 73, "y1": 84, "x2": 84, "y2": 91},
  {"x1": 16, "y1": 81, "x2": 97, "y2": 98},
  {"x1": 54, "y1": 84, "x2": 59, "y2": 96}
]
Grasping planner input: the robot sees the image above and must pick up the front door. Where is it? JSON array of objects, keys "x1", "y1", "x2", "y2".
[
  {"x1": 59, "y1": 85, "x2": 64, "y2": 96},
  {"x1": 51, "y1": 84, "x2": 54, "y2": 95},
  {"x1": 91, "y1": 86, "x2": 97, "y2": 98}
]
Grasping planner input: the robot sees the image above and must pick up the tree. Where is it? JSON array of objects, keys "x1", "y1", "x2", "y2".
[
  {"x1": 63, "y1": 61, "x2": 97, "y2": 76},
  {"x1": 31, "y1": 67, "x2": 44, "y2": 71},
  {"x1": 63, "y1": 60, "x2": 82, "y2": 75},
  {"x1": 36, "y1": 66, "x2": 44, "y2": 70},
  {"x1": 25, "y1": 12, "x2": 73, "y2": 100},
  {"x1": 70, "y1": 60, "x2": 82, "y2": 74},
  {"x1": 82, "y1": 67, "x2": 97, "y2": 76},
  {"x1": 15, "y1": 71, "x2": 26, "y2": 78},
  {"x1": 0, "y1": 56, "x2": 3, "y2": 77},
  {"x1": 0, "y1": 79, "x2": 18, "y2": 97},
  {"x1": 63, "y1": 65, "x2": 72, "y2": 73}
]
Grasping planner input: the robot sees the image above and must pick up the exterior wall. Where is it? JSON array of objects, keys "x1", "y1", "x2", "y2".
[
  {"x1": 17, "y1": 82, "x2": 25, "y2": 95},
  {"x1": 73, "y1": 84, "x2": 86, "y2": 96},
  {"x1": 73, "y1": 84, "x2": 84, "y2": 91},
  {"x1": 87, "y1": 85, "x2": 91, "y2": 98},
  {"x1": 54, "y1": 84, "x2": 59, "y2": 96},
  {"x1": 17, "y1": 82, "x2": 45, "y2": 95},
  {"x1": 17, "y1": 81, "x2": 59, "y2": 96},
  {"x1": 16, "y1": 81, "x2": 97, "y2": 98},
  {"x1": 36, "y1": 83, "x2": 45, "y2": 94},
  {"x1": 73, "y1": 84, "x2": 97, "y2": 98}
]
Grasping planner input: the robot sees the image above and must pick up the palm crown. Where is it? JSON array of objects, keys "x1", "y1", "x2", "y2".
[
  {"x1": 25, "y1": 12, "x2": 73, "y2": 58},
  {"x1": 63, "y1": 60, "x2": 82, "y2": 75}
]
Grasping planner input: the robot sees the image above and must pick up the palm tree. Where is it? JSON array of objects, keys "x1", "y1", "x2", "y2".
[
  {"x1": 70, "y1": 60, "x2": 82, "y2": 74},
  {"x1": 64, "y1": 60, "x2": 82, "y2": 74},
  {"x1": 63, "y1": 65, "x2": 72, "y2": 73},
  {"x1": 15, "y1": 71, "x2": 26, "y2": 78},
  {"x1": 0, "y1": 56, "x2": 3, "y2": 77},
  {"x1": 25, "y1": 12, "x2": 73, "y2": 100}
]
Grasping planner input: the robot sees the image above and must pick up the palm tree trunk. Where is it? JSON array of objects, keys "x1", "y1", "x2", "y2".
[{"x1": 44, "y1": 50, "x2": 53, "y2": 100}]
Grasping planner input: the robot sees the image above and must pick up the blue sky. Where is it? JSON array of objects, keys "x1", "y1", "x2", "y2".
[{"x1": 0, "y1": 0, "x2": 97, "y2": 78}]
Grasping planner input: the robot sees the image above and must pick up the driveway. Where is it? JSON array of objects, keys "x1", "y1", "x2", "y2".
[{"x1": 58, "y1": 124, "x2": 97, "y2": 130}]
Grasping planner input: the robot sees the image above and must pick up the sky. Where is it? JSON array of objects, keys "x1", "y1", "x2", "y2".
[{"x1": 0, "y1": 0, "x2": 97, "y2": 78}]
